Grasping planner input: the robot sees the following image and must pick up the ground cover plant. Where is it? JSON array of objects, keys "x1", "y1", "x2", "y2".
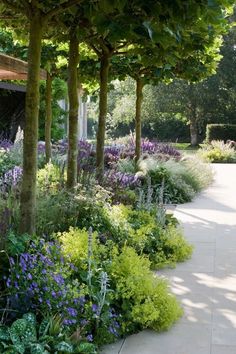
[{"x1": 0, "y1": 136, "x2": 213, "y2": 353}]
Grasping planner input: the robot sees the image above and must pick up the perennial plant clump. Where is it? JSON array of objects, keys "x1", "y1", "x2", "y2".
[
  {"x1": 0, "y1": 134, "x2": 213, "y2": 351},
  {"x1": 198, "y1": 140, "x2": 236, "y2": 163}
]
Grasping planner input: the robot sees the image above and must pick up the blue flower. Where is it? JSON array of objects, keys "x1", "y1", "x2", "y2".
[
  {"x1": 63, "y1": 319, "x2": 77, "y2": 326},
  {"x1": 108, "y1": 326, "x2": 118, "y2": 336},
  {"x1": 9, "y1": 257, "x2": 15, "y2": 266},
  {"x1": 80, "y1": 319, "x2": 89, "y2": 326},
  {"x1": 92, "y1": 304, "x2": 99, "y2": 314},
  {"x1": 46, "y1": 299, "x2": 51, "y2": 309},
  {"x1": 87, "y1": 334, "x2": 93, "y2": 342},
  {"x1": 66, "y1": 307, "x2": 77, "y2": 317}
]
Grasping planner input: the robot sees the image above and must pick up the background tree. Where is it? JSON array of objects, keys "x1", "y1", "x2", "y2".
[{"x1": 87, "y1": 0, "x2": 234, "y2": 167}]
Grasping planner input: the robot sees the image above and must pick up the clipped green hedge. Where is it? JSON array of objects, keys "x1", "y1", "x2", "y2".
[{"x1": 206, "y1": 124, "x2": 236, "y2": 142}]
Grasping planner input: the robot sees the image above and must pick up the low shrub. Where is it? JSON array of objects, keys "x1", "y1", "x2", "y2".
[
  {"x1": 36, "y1": 186, "x2": 112, "y2": 236},
  {"x1": 5, "y1": 238, "x2": 120, "y2": 347},
  {"x1": 180, "y1": 156, "x2": 213, "y2": 192},
  {"x1": 110, "y1": 246, "x2": 182, "y2": 333},
  {"x1": 198, "y1": 140, "x2": 236, "y2": 163},
  {"x1": 139, "y1": 158, "x2": 195, "y2": 204},
  {"x1": 58, "y1": 229, "x2": 183, "y2": 334},
  {"x1": 154, "y1": 226, "x2": 193, "y2": 269},
  {"x1": 107, "y1": 205, "x2": 193, "y2": 268},
  {"x1": 138, "y1": 156, "x2": 213, "y2": 203}
]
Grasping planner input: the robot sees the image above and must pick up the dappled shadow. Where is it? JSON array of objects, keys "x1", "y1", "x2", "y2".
[
  {"x1": 178, "y1": 196, "x2": 236, "y2": 213},
  {"x1": 102, "y1": 165, "x2": 236, "y2": 353},
  {"x1": 157, "y1": 215, "x2": 236, "y2": 332}
]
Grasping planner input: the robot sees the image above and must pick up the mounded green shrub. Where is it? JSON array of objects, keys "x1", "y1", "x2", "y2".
[
  {"x1": 110, "y1": 246, "x2": 183, "y2": 333},
  {"x1": 206, "y1": 124, "x2": 236, "y2": 142},
  {"x1": 198, "y1": 140, "x2": 236, "y2": 163},
  {"x1": 138, "y1": 156, "x2": 213, "y2": 204},
  {"x1": 58, "y1": 229, "x2": 183, "y2": 334}
]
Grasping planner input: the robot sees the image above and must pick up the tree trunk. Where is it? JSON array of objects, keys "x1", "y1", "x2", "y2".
[
  {"x1": 190, "y1": 118, "x2": 198, "y2": 147},
  {"x1": 19, "y1": 15, "x2": 43, "y2": 234},
  {"x1": 45, "y1": 72, "x2": 53, "y2": 163},
  {"x1": 66, "y1": 29, "x2": 79, "y2": 189},
  {"x1": 96, "y1": 53, "x2": 110, "y2": 179},
  {"x1": 135, "y1": 78, "x2": 144, "y2": 162}
]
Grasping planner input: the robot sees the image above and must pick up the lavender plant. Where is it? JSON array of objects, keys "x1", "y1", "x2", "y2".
[
  {"x1": 0, "y1": 139, "x2": 12, "y2": 151},
  {"x1": 155, "y1": 179, "x2": 166, "y2": 228},
  {"x1": 145, "y1": 176, "x2": 153, "y2": 211}
]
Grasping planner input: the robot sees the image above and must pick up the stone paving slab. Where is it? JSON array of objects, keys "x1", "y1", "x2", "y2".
[
  {"x1": 211, "y1": 345, "x2": 236, "y2": 354},
  {"x1": 101, "y1": 164, "x2": 236, "y2": 354}
]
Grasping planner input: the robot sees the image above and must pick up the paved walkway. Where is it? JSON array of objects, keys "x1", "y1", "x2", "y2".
[{"x1": 102, "y1": 164, "x2": 236, "y2": 354}]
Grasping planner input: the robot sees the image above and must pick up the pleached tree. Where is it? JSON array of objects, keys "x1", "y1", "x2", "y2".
[
  {"x1": 84, "y1": 0, "x2": 234, "y2": 175},
  {"x1": 0, "y1": 0, "x2": 84, "y2": 234}
]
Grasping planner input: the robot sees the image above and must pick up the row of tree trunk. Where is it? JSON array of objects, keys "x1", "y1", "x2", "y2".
[{"x1": 19, "y1": 12, "x2": 197, "y2": 235}]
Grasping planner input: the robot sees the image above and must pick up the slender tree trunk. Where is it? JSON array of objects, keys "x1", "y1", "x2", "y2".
[
  {"x1": 19, "y1": 15, "x2": 43, "y2": 234},
  {"x1": 45, "y1": 72, "x2": 53, "y2": 163},
  {"x1": 188, "y1": 84, "x2": 199, "y2": 147},
  {"x1": 189, "y1": 117, "x2": 198, "y2": 147},
  {"x1": 96, "y1": 53, "x2": 110, "y2": 179},
  {"x1": 66, "y1": 29, "x2": 79, "y2": 189},
  {"x1": 135, "y1": 78, "x2": 144, "y2": 163}
]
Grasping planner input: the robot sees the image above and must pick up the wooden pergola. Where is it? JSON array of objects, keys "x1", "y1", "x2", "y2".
[{"x1": 0, "y1": 52, "x2": 46, "y2": 80}]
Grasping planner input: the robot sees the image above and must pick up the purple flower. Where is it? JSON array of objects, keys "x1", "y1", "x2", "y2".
[
  {"x1": 0, "y1": 138, "x2": 12, "y2": 150},
  {"x1": 53, "y1": 274, "x2": 65, "y2": 285},
  {"x1": 80, "y1": 319, "x2": 89, "y2": 326},
  {"x1": 78, "y1": 296, "x2": 86, "y2": 305},
  {"x1": 46, "y1": 299, "x2": 51, "y2": 308},
  {"x1": 66, "y1": 307, "x2": 77, "y2": 317},
  {"x1": 63, "y1": 319, "x2": 77, "y2": 326},
  {"x1": 104, "y1": 171, "x2": 140, "y2": 188},
  {"x1": 2, "y1": 166, "x2": 23, "y2": 188},
  {"x1": 87, "y1": 334, "x2": 93, "y2": 342},
  {"x1": 108, "y1": 326, "x2": 118, "y2": 336},
  {"x1": 92, "y1": 304, "x2": 99, "y2": 313},
  {"x1": 9, "y1": 257, "x2": 15, "y2": 266}
]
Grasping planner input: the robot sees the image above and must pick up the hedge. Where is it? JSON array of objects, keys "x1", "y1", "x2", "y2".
[{"x1": 206, "y1": 124, "x2": 236, "y2": 142}]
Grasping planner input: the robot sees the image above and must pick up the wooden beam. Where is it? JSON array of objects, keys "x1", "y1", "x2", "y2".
[
  {"x1": 0, "y1": 53, "x2": 28, "y2": 73},
  {"x1": 0, "y1": 70, "x2": 28, "y2": 80},
  {"x1": 0, "y1": 53, "x2": 47, "y2": 80}
]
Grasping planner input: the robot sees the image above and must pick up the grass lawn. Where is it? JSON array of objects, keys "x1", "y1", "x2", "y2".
[
  {"x1": 172, "y1": 142, "x2": 204, "y2": 156},
  {"x1": 172, "y1": 142, "x2": 201, "y2": 150}
]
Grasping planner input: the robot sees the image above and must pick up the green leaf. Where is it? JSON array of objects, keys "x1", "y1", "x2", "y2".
[
  {"x1": 54, "y1": 341, "x2": 74, "y2": 352},
  {"x1": 12, "y1": 343, "x2": 25, "y2": 354},
  {"x1": 0, "y1": 325, "x2": 10, "y2": 341},
  {"x1": 30, "y1": 343, "x2": 49, "y2": 354},
  {"x1": 39, "y1": 319, "x2": 50, "y2": 338},
  {"x1": 78, "y1": 342, "x2": 97, "y2": 353},
  {"x1": 10, "y1": 319, "x2": 28, "y2": 345},
  {"x1": 143, "y1": 21, "x2": 153, "y2": 40},
  {"x1": 22, "y1": 313, "x2": 36, "y2": 327}
]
